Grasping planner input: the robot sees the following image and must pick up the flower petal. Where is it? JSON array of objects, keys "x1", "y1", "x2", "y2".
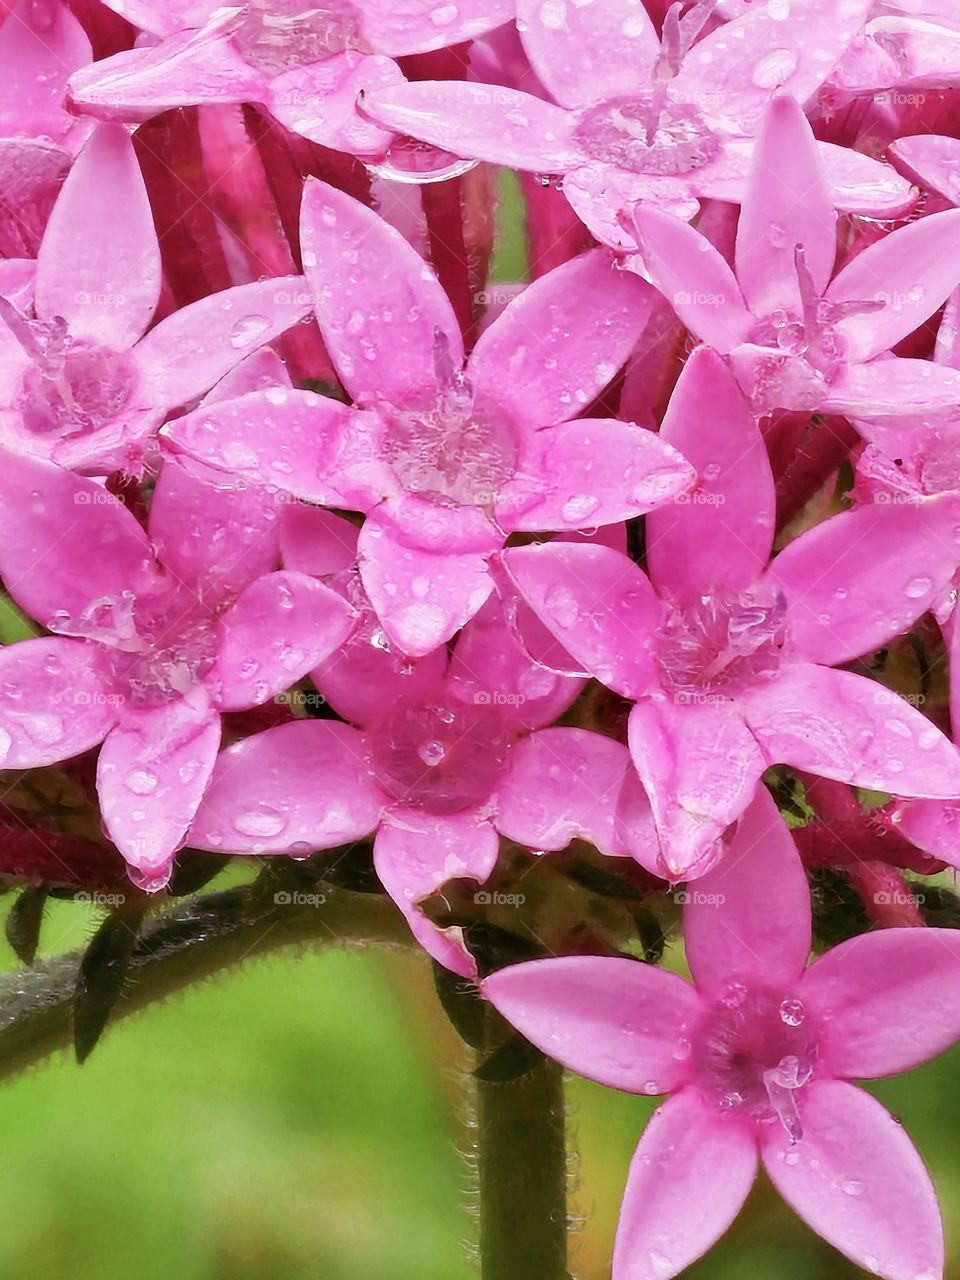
[
  {"x1": 0, "y1": 637, "x2": 116, "y2": 767},
  {"x1": 266, "y1": 52, "x2": 401, "y2": 157},
  {"x1": 824, "y1": 357, "x2": 960, "y2": 422},
  {"x1": 0, "y1": 0, "x2": 91, "y2": 138},
  {"x1": 818, "y1": 141, "x2": 917, "y2": 219},
  {"x1": 360, "y1": 0, "x2": 514, "y2": 55},
  {"x1": 280, "y1": 505, "x2": 359, "y2": 577},
  {"x1": 890, "y1": 132, "x2": 960, "y2": 205}
]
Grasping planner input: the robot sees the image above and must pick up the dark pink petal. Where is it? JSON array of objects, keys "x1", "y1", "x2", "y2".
[
  {"x1": 266, "y1": 53, "x2": 401, "y2": 157},
  {"x1": 360, "y1": 0, "x2": 514, "y2": 55},
  {"x1": 0, "y1": 0, "x2": 91, "y2": 138},
  {"x1": 893, "y1": 799, "x2": 960, "y2": 869},
  {"x1": 802, "y1": 928, "x2": 960, "y2": 1078},
  {"x1": 374, "y1": 809, "x2": 499, "y2": 977},
  {"x1": 469, "y1": 249, "x2": 653, "y2": 431},
  {"x1": 613, "y1": 1089, "x2": 758, "y2": 1280},
  {"x1": 482, "y1": 956, "x2": 701, "y2": 1093},
  {"x1": 215, "y1": 571, "x2": 356, "y2": 711},
  {"x1": 300, "y1": 178, "x2": 463, "y2": 406},
  {"x1": 36, "y1": 125, "x2": 160, "y2": 350},
  {"x1": 94, "y1": 0, "x2": 198, "y2": 37},
  {"x1": 0, "y1": 450, "x2": 158, "y2": 628},
  {"x1": 98, "y1": 691, "x2": 222, "y2": 886},
  {"x1": 647, "y1": 346, "x2": 775, "y2": 601},
  {"x1": 772, "y1": 496, "x2": 960, "y2": 665},
  {"x1": 280, "y1": 505, "x2": 358, "y2": 577},
  {"x1": 499, "y1": 417, "x2": 693, "y2": 533},
  {"x1": 735, "y1": 94, "x2": 836, "y2": 317},
  {"x1": 188, "y1": 719, "x2": 383, "y2": 853},
  {"x1": 829, "y1": 208, "x2": 960, "y2": 361},
  {"x1": 824, "y1": 357, "x2": 960, "y2": 422},
  {"x1": 741, "y1": 663, "x2": 960, "y2": 798},
  {"x1": 628, "y1": 698, "x2": 765, "y2": 880},
  {"x1": 0, "y1": 637, "x2": 116, "y2": 767},
  {"x1": 631, "y1": 210, "x2": 753, "y2": 354},
  {"x1": 684, "y1": 787, "x2": 811, "y2": 995},
  {"x1": 499, "y1": 542, "x2": 663, "y2": 698},
  {"x1": 136, "y1": 277, "x2": 312, "y2": 408},
  {"x1": 762, "y1": 1079, "x2": 942, "y2": 1280}
]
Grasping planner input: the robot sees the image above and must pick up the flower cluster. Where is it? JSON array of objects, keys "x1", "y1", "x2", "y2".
[{"x1": 4, "y1": 0, "x2": 960, "y2": 1275}]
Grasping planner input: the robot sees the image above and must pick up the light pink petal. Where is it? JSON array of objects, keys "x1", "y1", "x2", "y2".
[
  {"x1": 935, "y1": 289, "x2": 960, "y2": 368},
  {"x1": 613, "y1": 1089, "x2": 759, "y2": 1280},
  {"x1": 215, "y1": 571, "x2": 356, "y2": 711},
  {"x1": 482, "y1": 956, "x2": 701, "y2": 1094},
  {"x1": 36, "y1": 125, "x2": 160, "y2": 349},
  {"x1": 824, "y1": 357, "x2": 960, "y2": 422},
  {"x1": 280, "y1": 505, "x2": 359, "y2": 577},
  {"x1": 362, "y1": 81, "x2": 582, "y2": 171},
  {"x1": 684, "y1": 787, "x2": 811, "y2": 995},
  {"x1": 0, "y1": 450, "x2": 158, "y2": 628},
  {"x1": 266, "y1": 52, "x2": 401, "y2": 157},
  {"x1": 203, "y1": 346, "x2": 292, "y2": 402},
  {"x1": 0, "y1": 0, "x2": 91, "y2": 138},
  {"x1": 631, "y1": 210, "x2": 753, "y2": 355},
  {"x1": 828, "y1": 208, "x2": 960, "y2": 361},
  {"x1": 499, "y1": 543, "x2": 663, "y2": 698},
  {"x1": 515, "y1": 0, "x2": 657, "y2": 107},
  {"x1": 495, "y1": 727, "x2": 633, "y2": 856},
  {"x1": 300, "y1": 178, "x2": 463, "y2": 406},
  {"x1": 188, "y1": 719, "x2": 382, "y2": 854},
  {"x1": 98, "y1": 691, "x2": 221, "y2": 886},
  {"x1": 893, "y1": 798, "x2": 960, "y2": 869},
  {"x1": 562, "y1": 163, "x2": 701, "y2": 254},
  {"x1": 762, "y1": 1079, "x2": 942, "y2": 1280},
  {"x1": 818, "y1": 141, "x2": 917, "y2": 219},
  {"x1": 136, "y1": 277, "x2": 311, "y2": 409},
  {"x1": 628, "y1": 698, "x2": 765, "y2": 880},
  {"x1": 95, "y1": 0, "x2": 213, "y2": 38},
  {"x1": 741, "y1": 662, "x2": 960, "y2": 798},
  {"x1": 0, "y1": 259, "x2": 35, "y2": 311},
  {"x1": 771, "y1": 494, "x2": 960, "y2": 666},
  {"x1": 647, "y1": 346, "x2": 775, "y2": 601},
  {"x1": 0, "y1": 138, "x2": 69, "y2": 259},
  {"x1": 0, "y1": 637, "x2": 116, "y2": 767},
  {"x1": 802, "y1": 928, "x2": 960, "y2": 1078},
  {"x1": 469, "y1": 250, "x2": 654, "y2": 430},
  {"x1": 360, "y1": 0, "x2": 514, "y2": 55},
  {"x1": 374, "y1": 809, "x2": 499, "y2": 977},
  {"x1": 890, "y1": 133, "x2": 960, "y2": 205},
  {"x1": 869, "y1": 14, "x2": 960, "y2": 88},
  {"x1": 735, "y1": 94, "x2": 836, "y2": 317},
  {"x1": 498, "y1": 417, "x2": 694, "y2": 534}
]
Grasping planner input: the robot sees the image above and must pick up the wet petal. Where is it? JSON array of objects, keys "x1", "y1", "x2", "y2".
[
  {"x1": 818, "y1": 141, "x2": 917, "y2": 219},
  {"x1": 890, "y1": 132, "x2": 960, "y2": 206},
  {"x1": 0, "y1": 0, "x2": 91, "y2": 139},
  {"x1": 280, "y1": 505, "x2": 358, "y2": 577},
  {"x1": 0, "y1": 637, "x2": 116, "y2": 767},
  {"x1": 824, "y1": 357, "x2": 960, "y2": 423},
  {"x1": 267, "y1": 52, "x2": 401, "y2": 157},
  {"x1": 360, "y1": 0, "x2": 514, "y2": 55}
]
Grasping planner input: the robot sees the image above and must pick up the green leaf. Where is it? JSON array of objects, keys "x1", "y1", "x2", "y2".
[
  {"x1": 74, "y1": 908, "x2": 145, "y2": 1064},
  {"x1": 6, "y1": 885, "x2": 48, "y2": 965}
]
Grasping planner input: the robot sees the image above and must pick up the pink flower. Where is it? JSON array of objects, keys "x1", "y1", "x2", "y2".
[
  {"x1": 68, "y1": 0, "x2": 513, "y2": 159},
  {"x1": 363, "y1": 0, "x2": 913, "y2": 251},
  {"x1": 829, "y1": 4, "x2": 960, "y2": 96},
  {"x1": 0, "y1": 123, "x2": 312, "y2": 474},
  {"x1": 186, "y1": 522, "x2": 634, "y2": 975},
  {"x1": 165, "y1": 178, "x2": 695, "y2": 657},
  {"x1": 484, "y1": 789, "x2": 960, "y2": 1280},
  {"x1": 498, "y1": 345, "x2": 960, "y2": 878},
  {"x1": 0, "y1": 443, "x2": 356, "y2": 887},
  {"x1": 630, "y1": 93, "x2": 960, "y2": 420}
]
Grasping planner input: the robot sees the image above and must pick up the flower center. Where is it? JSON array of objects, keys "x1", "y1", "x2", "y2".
[
  {"x1": 695, "y1": 986, "x2": 820, "y2": 1140},
  {"x1": 230, "y1": 0, "x2": 363, "y2": 74},
  {"x1": 369, "y1": 701, "x2": 513, "y2": 814},
  {"x1": 574, "y1": 94, "x2": 719, "y2": 177},
  {"x1": 656, "y1": 585, "x2": 786, "y2": 700}
]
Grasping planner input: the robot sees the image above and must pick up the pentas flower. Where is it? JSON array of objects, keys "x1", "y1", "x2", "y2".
[
  {"x1": 484, "y1": 790, "x2": 960, "y2": 1280},
  {"x1": 0, "y1": 444, "x2": 356, "y2": 887},
  {"x1": 165, "y1": 178, "x2": 695, "y2": 657},
  {"x1": 497, "y1": 345, "x2": 960, "y2": 879},
  {"x1": 630, "y1": 93, "x2": 960, "y2": 420},
  {"x1": 0, "y1": 124, "x2": 311, "y2": 474},
  {"x1": 68, "y1": 0, "x2": 513, "y2": 160},
  {"x1": 363, "y1": 0, "x2": 914, "y2": 252},
  {"x1": 185, "y1": 565, "x2": 633, "y2": 976}
]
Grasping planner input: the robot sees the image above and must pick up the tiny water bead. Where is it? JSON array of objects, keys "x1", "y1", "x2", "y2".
[
  {"x1": 573, "y1": 95, "x2": 720, "y2": 177},
  {"x1": 656, "y1": 585, "x2": 787, "y2": 698},
  {"x1": 229, "y1": 0, "x2": 365, "y2": 75}
]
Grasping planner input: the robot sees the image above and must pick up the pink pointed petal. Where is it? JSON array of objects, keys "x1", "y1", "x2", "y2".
[
  {"x1": 562, "y1": 164, "x2": 701, "y2": 253},
  {"x1": 149, "y1": 457, "x2": 280, "y2": 606},
  {"x1": 647, "y1": 347, "x2": 775, "y2": 601},
  {"x1": 631, "y1": 210, "x2": 753, "y2": 354},
  {"x1": 482, "y1": 957, "x2": 701, "y2": 1094},
  {"x1": 495, "y1": 727, "x2": 633, "y2": 855},
  {"x1": 818, "y1": 142, "x2": 917, "y2": 218},
  {"x1": 498, "y1": 417, "x2": 694, "y2": 534},
  {"x1": 374, "y1": 809, "x2": 499, "y2": 977},
  {"x1": 869, "y1": 14, "x2": 960, "y2": 87},
  {"x1": 280, "y1": 505, "x2": 358, "y2": 577},
  {"x1": 771, "y1": 495, "x2": 960, "y2": 665},
  {"x1": 628, "y1": 698, "x2": 765, "y2": 880},
  {"x1": 0, "y1": 637, "x2": 116, "y2": 767},
  {"x1": 741, "y1": 663, "x2": 960, "y2": 798},
  {"x1": 615, "y1": 765, "x2": 662, "y2": 877},
  {"x1": 362, "y1": 81, "x2": 582, "y2": 171},
  {"x1": 36, "y1": 125, "x2": 160, "y2": 349},
  {"x1": 95, "y1": 0, "x2": 208, "y2": 37},
  {"x1": 515, "y1": 0, "x2": 657, "y2": 107},
  {"x1": 0, "y1": 450, "x2": 157, "y2": 628},
  {"x1": 360, "y1": 0, "x2": 513, "y2": 55},
  {"x1": 613, "y1": 1089, "x2": 759, "y2": 1280},
  {"x1": 684, "y1": 787, "x2": 811, "y2": 994},
  {"x1": 802, "y1": 928, "x2": 960, "y2": 1078},
  {"x1": 136, "y1": 277, "x2": 311, "y2": 408},
  {"x1": 0, "y1": 138, "x2": 69, "y2": 259},
  {"x1": 890, "y1": 133, "x2": 960, "y2": 205},
  {"x1": 499, "y1": 543, "x2": 663, "y2": 698},
  {"x1": 469, "y1": 250, "x2": 654, "y2": 430},
  {"x1": 203, "y1": 346, "x2": 292, "y2": 401},
  {"x1": 267, "y1": 52, "x2": 401, "y2": 157},
  {"x1": 824, "y1": 357, "x2": 960, "y2": 422},
  {"x1": 188, "y1": 720, "x2": 383, "y2": 854},
  {"x1": 215, "y1": 571, "x2": 356, "y2": 711},
  {"x1": 736, "y1": 95, "x2": 836, "y2": 316},
  {"x1": 762, "y1": 1080, "x2": 943, "y2": 1280},
  {"x1": 0, "y1": 0, "x2": 91, "y2": 138},
  {"x1": 894, "y1": 799, "x2": 960, "y2": 869},
  {"x1": 98, "y1": 692, "x2": 221, "y2": 885},
  {"x1": 829, "y1": 209, "x2": 960, "y2": 361},
  {"x1": 300, "y1": 178, "x2": 462, "y2": 406}
]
